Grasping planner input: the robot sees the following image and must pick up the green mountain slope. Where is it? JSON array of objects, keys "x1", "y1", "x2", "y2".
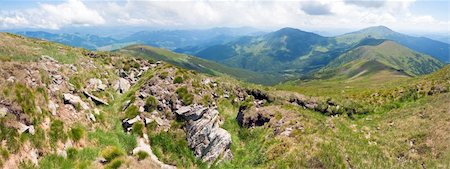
[
  {"x1": 115, "y1": 45, "x2": 286, "y2": 85},
  {"x1": 317, "y1": 40, "x2": 444, "y2": 79},
  {"x1": 336, "y1": 26, "x2": 450, "y2": 63},
  {"x1": 195, "y1": 27, "x2": 338, "y2": 74}
]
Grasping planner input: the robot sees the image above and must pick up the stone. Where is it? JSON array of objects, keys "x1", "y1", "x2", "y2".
[
  {"x1": 7, "y1": 76, "x2": 15, "y2": 83},
  {"x1": 176, "y1": 105, "x2": 207, "y2": 121},
  {"x1": 63, "y1": 93, "x2": 90, "y2": 110},
  {"x1": 41, "y1": 55, "x2": 58, "y2": 63},
  {"x1": 48, "y1": 100, "x2": 59, "y2": 116},
  {"x1": 83, "y1": 91, "x2": 109, "y2": 105},
  {"x1": 18, "y1": 123, "x2": 34, "y2": 135},
  {"x1": 122, "y1": 115, "x2": 141, "y2": 132},
  {"x1": 113, "y1": 78, "x2": 130, "y2": 94},
  {"x1": 88, "y1": 78, "x2": 106, "y2": 91},
  {"x1": 0, "y1": 107, "x2": 8, "y2": 117},
  {"x1": 178, "y1": 106, "x2": 233, "y2": 163},
  {"x1": 87, "y1": 113, "x2": 96, "y2": 122}
]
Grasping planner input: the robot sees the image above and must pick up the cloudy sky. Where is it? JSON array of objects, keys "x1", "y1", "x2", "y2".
[{"x1": 0, "y1": 0, "x2": 449, "y2": 33}]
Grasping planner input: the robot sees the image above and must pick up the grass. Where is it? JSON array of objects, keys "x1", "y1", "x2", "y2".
[
  {"x1": 176, "y1": 87, "x2": 194, "y2": 105},
  {"x1": 101, "y1": 146, "x2": 125, "y2": 162},
  {"x1": 69, "y1": 126, "x2": 85, "y2": 142},
  {"x1": 144, "y1": 96, "x2": 157, "y2": 112},
  {"x1": 49, "y1": 120, "x2": 67, "y2": 148},
  {"x1": 136, "y1": 151, "x2": 149, "y2": 160}
]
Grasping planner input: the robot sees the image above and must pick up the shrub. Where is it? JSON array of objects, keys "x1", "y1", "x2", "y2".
[
  {"x1": 69, "y1": 126, "x2": 85, "y2": 142},
  {"x1": 49, "y1": 120, "x2": 67, "y2": 147},
  {"x1": 176, "y1": 87, "x2": 194, "y2": 105},
  {"x1": 173, "y1": 76, "x2": 183, "y2": 84},
  {"x1": 105, "y1": 158, "x2": 123, "y2": 169},
  {"x1": 144, "y1": 96, "x2": 158, "y2": 112},
  {"x1": 101, "y1": 146, "x2": 124, "y2": 162},
  {"x1": 124, "y1": 105, "x2": 140, "y2": 119},
  {"x1": 66, "y1": 148, "x2": 78, "y2": 160},
  {"x1": 132, "y1": 122, "x2": 144, "y2": 136},
  {"x1": 159, "y1": 72, "x2": 168, "y2": 79},
  {"x1": 136, "y1": 151, "x2": 149, "y2": 160},
  {"x1": 146, "y1": 121, "x2": 158, "y2": 135}
]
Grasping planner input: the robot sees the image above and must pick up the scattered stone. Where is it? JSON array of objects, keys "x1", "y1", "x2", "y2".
[
  {"x1": 280, "y1": 127, "x2": 293, "y2": 137},
  {"x1": 30, "y1": 149, "x2": 39, "y2": 165},
  {"x1": 0, "y1": 107, "x2": 8, "y2": 117},
  {"x1": 122, "y1": 115, "x2": 141, "y2": 132},
  {"x1": 88, "y1": 78, "x2": 107, "y2": 91},
  {"x1": 41, "y1": 55, "x2": 58, "y2": 63},
  {"x1": 113, "y1": 78, "x2": 130, "y2": 94},
  {"x1": 63, "y1": 93, "x2": 90, "y2": 110},
  {"x1": 7, "y1": 76, "x2": 15, "y2": 83},
  {"x1": 48, "y1": 100, "x2": 59, "y2": 116},
  {"x1": 87, "y1": 113, "x2": 96, "y2": 122},
  {"x1": 83, "y1": 91, "x2": 109, "y2": 105},
  {"x1": 122, "y1": 100, "x2": 132, "y2": 111},
  {"x1": 18, "y1": 123, "x2": 35, "y2": 135}
]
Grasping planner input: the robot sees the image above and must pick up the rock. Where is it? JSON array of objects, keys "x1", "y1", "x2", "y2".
[
  {"x1": 144, "y1": 117, "x2": 154, "y2": 125},
  {"x1": 280, "y1": 127, "x2": 293, "y2": 136},
  {"x1": 83, "y1": 91, "x2": 109, "y2": 105},
  {"x1": 7, "y1": 76, "x2": 15, "y2": 83},
  {"x1": 63, "y1": 94, "x2": 89, "y2": 110},
  {"x1": 48, "y1": 100, "x2": 59, "y2": 116},
  {"x1": 176, "y1": 105, "x2": 207, "y2": 121},
  {"x1": 132, "y1": 138, "x2": 176, "y2": 169},
  {"x1": 30, "y1": 149, "x2": 39, "y2": 165},
  {"x1": 179, "y1": 106, "x2": 233, "y2": 163},
  {"x1": 87, "y1": 113, "x2": 96, "y2": 122},
  {"x1": 41, "y1": 55, "x2": 58, "y2": 63},
  {"x1": 113, "y1": 78, "x2": 130, "y2": 94},
  {"x1": 70, "y1": 65, "x2": 78, "y2": 72},
  {"x1": 88, "y1": 78, "x2": 106, "y2": 91},
  {"x1": 93, "y1": 108, "x2": 100, "y2": 115},
  {"x1": 122, "y1": 100, "x2": 132, "y2": 111},
  {"x1": 52, "y1": 74, "x2": 64, "y2": 85},
  {"x1": 0, "y1": 107, "x2": 8, "y2": 117},
  {"x1": 18, "y1": 123, "x2": 34, "y2": 135},
  {"x1": 122, "y1": 115, "x2": 141, "y2": 132}
]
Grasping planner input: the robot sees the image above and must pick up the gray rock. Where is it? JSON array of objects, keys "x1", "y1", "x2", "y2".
[
  {"x1": 0, "y1": 107, "x2": 8, "y2": 117},
  {"x1": 48, "y1": 100, "x2": 59, "y2": 116},
  {"x1": 87, "y1": 113, "x2": 96, "y2": 122},
  {"x1": 63, "y1": 93, "x2": 89, "y2": 110},
  {"x1": 113, "y1": 78, "x2": 130, "y2": 94},
  {"x1": 179, "y1": 106, "x2": 233, "y2": 163},
  {"x1": 83, "y1": 91, "x2": 109, "y2": 105},
  {"x1": 88, "y1": 78, "x2": 106, "y2": 91}
]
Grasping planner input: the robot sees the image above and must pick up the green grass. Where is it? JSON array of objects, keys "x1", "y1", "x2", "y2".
[
  {"x1": 176, "y1": 87, "x2": 194, "y2": 105},
  {"x1": 69, "y1": 126, "x2": 85, "y2": 142},
  {"x1": 49, "y1": 120, "x2": 67, "y2": 148},
  {"x1": 101, "y1": 146, "x2": 125, "y2": 162},
  {"x1": 144, "y1": 96, "x2": 157, "y2": 112}
]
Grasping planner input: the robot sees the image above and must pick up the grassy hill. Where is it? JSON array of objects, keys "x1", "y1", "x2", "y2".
[
  {"x1": 336, "y1": 26, "x2": 450, "y2": 63},
  {"x1": 317, "y1": 40, "x2": 444, "y2": 79},
  {"x1": 115, "y1": 45, "x2": 286, "y2": 85}
]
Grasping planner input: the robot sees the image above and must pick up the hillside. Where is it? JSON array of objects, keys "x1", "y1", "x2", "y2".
[
  {"x1": 1, "y1": 32, "x2": 450, "y2": 169},
  {"x1": 194, "y1": 27, "x2": 337, "y2": 74},
  {"x1": 115, "y1": 45, "x2": 286, "y2": 85},
  {"x1": 317, "y1": 40, "x2": 444, "y2": 79},
  {"x1": 336, "y1": 26, "x2": 450, "y2": 63}
]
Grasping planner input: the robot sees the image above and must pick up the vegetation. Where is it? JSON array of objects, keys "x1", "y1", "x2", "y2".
[
  {"x1": 49, "y1": 120, "x2": 67, "y2": 148},
  {"x1": 176, "y1": 87, "x2": 194, "y2": 105},
  {"x1": 136, "y1": 151, "x2": 149, "y2": 160},
  {"x1": 144, "y1": 95, "x2": 158, "y2": 112}
]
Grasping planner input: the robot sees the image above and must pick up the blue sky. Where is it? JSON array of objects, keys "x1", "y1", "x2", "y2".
[{"x1": 0, "y1": 0, "x2": 449, "y2": 33}]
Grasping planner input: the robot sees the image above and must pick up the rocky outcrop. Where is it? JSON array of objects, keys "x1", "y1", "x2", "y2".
[
  {"x1": 63, "y1": 93, "x2": 89, "y2": 110},
  {"x1": 176, "y1": 105, "x2": 233, "y2": 163}
]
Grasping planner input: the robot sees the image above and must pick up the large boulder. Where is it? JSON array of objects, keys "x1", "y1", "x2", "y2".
[
  {"x1": 63, "y1": 94, "x2": 89, "y2": 110},
  {"x1": 177, "y1": 105, "x2": 233, "y2": 163}
]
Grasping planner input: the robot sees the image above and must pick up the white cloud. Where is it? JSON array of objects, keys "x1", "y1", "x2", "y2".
[
  {"x1": 0, "y1": 0, "x2": 104, "y2": 29},
  {"x1": 0, "y1": 0, "x2": 448, "y2": 33}
]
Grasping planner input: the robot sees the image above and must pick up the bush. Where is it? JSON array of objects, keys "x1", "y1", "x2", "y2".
[
  {"x1": 144, "y1": 96, "x2": 158, "y2": 112},
  {"x1": 69, "y1": 126, "x2": 85, "y2": 142},
  {"x1": 176, "y1": 87, "x2": 194, "y2": 105},
  {"x1": 173, "y1": 76, "x2": 183, "y2": 84},
  {"x1": 136, "y1": 151, "x2": 149, "y2": 160},
  {"x1": 132, "y1": 122, "x2": 144, "y2": 136},
  {"x1": 101, "y1": 146, "x2": 124, "y2": 162},
  {"x1": 105, "y1": 158, "x2": 123, "y2": 169},
  {"x1": 159, "y1": 72, "x2": 168, "y2": 79},
  {"x1": 124, "y1": 105, "x2": 140, "y2": 119},
  {"x1": 66, "y1": 148, "x2": 78, "y2": 159},
  {"x1": 49, "y1": 120, "x2": 67, "y2": 147},
  {"x1": 150, "y1": 131, "x2": 198, "y2": 166}
]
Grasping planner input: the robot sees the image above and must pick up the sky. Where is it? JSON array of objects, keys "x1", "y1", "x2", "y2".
[{"x1": 0, "y1": 0, "x2": 449, "y2": 33}]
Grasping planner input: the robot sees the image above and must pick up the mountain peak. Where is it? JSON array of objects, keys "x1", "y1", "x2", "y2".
[{"x1": 358, "y1": 25, "x2": 396, "y2": 35}]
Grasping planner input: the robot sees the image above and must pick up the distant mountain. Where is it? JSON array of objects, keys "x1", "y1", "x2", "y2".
[
  {"x1": 336, "y1": 26, "x2": 450, "y2": 63},
  {"x1": 194, "y1": 27, "x2": 340, "y2": 74},
  {"x1": 317, "y1": 39, "x2": 445, "y2": 79},
  {"x1": 16, "y1": 31, "x2": 118, "y2": 50},
  {"x1": 121, "y1": 27, "x2": 263, "y2": 50},
  {"x1": 115, "y1": 44, "x2": 285, "y2": 85}
]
